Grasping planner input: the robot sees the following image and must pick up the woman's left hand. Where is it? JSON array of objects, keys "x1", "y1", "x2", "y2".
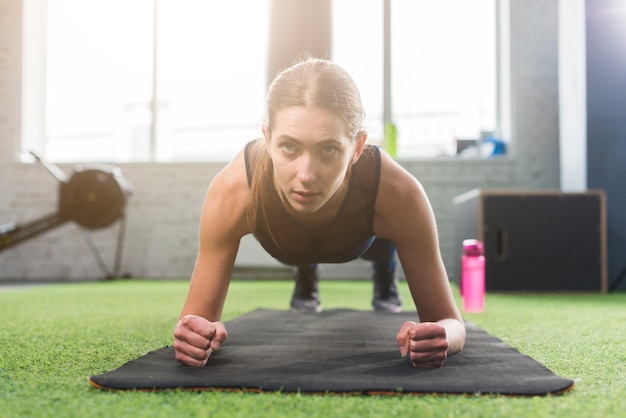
[{"x1": 396, "y1": 321, "x2": 449, "y2": 368}]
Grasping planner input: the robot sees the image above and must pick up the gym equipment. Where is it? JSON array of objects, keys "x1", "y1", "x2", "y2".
[
  {"x1": 453, "y1": 189, "x2": 607, "y2": 292},
  {"x1": 0, "y1": 152, "x2": 133, "y2": 279}
]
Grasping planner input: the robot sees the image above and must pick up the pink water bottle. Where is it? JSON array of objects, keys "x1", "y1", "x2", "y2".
[{"x1": 461, "y1": 239, "x2": 485, "y2": 313}]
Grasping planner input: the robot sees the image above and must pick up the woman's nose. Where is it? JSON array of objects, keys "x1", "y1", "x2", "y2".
[{"x1": 296, "y1": 154, "x2": 317, "y2": 184}]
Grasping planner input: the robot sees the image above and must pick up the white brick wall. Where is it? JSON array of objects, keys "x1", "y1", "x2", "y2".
[
  {"x1": 0, "y1": 0, "x2": 22, "y2": 162},
  {"x1": 0, "y1": 0, "x2": 561, "y2": 282}
]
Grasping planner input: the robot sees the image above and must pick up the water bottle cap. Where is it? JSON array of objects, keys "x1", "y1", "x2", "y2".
[{"x1": 463, "y1": 239, "x2": 484, "y2": 255}]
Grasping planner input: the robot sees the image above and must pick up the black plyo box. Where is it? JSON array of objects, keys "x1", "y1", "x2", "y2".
[{"x1": 453, "y1": 189, "x2": 607, "y2": 292}]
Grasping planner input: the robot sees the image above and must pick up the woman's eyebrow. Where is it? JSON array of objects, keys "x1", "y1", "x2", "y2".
[
  {"x1": 274, "y1": 136, "x2": 342, "y2": 147},
  {"x1": 317, "y1": 139, "x2": 341, "y2": 145},
  {"x1": 275, "y1": 134, "x2": 300, "y2": 143}
]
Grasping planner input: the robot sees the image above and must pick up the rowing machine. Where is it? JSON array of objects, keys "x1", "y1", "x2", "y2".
[{"x1": 0, "y1": 152, "x2": 133, "y2": 279}]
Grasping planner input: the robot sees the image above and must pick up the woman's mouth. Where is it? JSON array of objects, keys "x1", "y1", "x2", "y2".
[{"x1": 292, "y1": 190, "x2": 320, "y2": 204}]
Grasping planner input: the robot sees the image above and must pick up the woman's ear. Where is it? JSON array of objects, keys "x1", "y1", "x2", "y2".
[
  {"x1": 262, "y1": 124, "x2": 271, "y2": 156},
  {"x1": 351, "y1": 131, "x2": 368, "y2": 165}
]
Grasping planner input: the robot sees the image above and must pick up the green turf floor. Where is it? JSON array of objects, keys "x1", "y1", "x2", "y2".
[{"x1": 0, "y1": 279, "x2": 624, "y2": 418}]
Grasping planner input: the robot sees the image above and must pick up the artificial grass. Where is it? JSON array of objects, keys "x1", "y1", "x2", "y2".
[{"x1": 0, "y1": 279, "x2": 624, "y2": 418}]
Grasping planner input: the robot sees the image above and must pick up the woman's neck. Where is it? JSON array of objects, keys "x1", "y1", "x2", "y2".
[{"x1": 281, "y1": 171, "x2": 351, "y2": 227}]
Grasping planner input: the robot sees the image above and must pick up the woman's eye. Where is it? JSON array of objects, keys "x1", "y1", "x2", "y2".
[
  {"x1": 280, "y1": 143, "x2": 296, "y2": 153},
  {"x1": 321, "y1": 146, "x2": 338, "y2": 156}
]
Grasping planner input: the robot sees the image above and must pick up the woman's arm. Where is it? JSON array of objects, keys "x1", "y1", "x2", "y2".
[
  {"x1": 174, "y1": 150, "x2": 251, "y2": 366},
  {"x1": 374, "y1": 150, "x2": 465, "y2": 367}
]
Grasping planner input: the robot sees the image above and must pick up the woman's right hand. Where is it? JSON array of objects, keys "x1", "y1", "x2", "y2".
[{"x1": 173, "y1": 314, "x2": 228, "y2": 367}]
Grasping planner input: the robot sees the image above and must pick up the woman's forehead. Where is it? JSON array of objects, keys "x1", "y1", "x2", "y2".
[{"x1": 271, "y1": 106, "x2": 350, "y2": 140}]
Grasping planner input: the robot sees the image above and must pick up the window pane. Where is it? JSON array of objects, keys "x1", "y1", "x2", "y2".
[
  {"x1": 156, "y1": 0, "x2": 269, "y2": 161},
  {"x1": 45, "y1": 0, "x2": 154, "y2": 162},
  {"x1": 333, "y1": 0, "x2": 497, "y2": 158},
  {"x1": 332, "y1": 0, "x2": 384, "y2": 143},
  {"x1": 33, "y1": 0, "x2": 269, "y2": 162},
  {"x1": 391, "y1": 0, "x2": 497, "y2": 157}
]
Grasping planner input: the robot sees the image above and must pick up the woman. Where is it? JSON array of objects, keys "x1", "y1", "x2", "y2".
[{"x1": 173, "y1": 58, "x2": 465, "y2": 369}]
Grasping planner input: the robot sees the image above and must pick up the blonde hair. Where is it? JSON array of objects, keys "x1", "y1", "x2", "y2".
[{"x1": 248, "y1": 57, "x2": 366, "y2": 235}]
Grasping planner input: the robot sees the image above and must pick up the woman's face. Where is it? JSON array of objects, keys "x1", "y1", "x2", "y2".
[{"x1": 263, "y1": 106, "x2": 365, "y2": 216}]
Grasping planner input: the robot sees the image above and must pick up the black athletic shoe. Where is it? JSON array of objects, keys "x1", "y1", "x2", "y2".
[
  {"x1": 290, "y1": 265, "x2": 322, "y2": 313},
  {"x1": 372, "y1": 265, "x2": 402, "y2": 313}
]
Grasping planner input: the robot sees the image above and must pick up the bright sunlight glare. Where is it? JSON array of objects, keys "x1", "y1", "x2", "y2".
[{"x1": 25, "y1": 0, "x2": 496, "y2": 162}]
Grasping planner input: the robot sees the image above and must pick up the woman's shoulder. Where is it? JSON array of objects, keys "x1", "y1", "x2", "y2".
[
  {"x1": 373, "y1": 152, "x2": 439, "y2": 245},
  {"x1": 212, "y1": 144, "x2": 252, "y2": 194},
  {"x1": 200, "y1": 146, "x2": 252, "y2": 237},
  {"x1": 243, "y1": 138, "x2": 266, "y2": 185},
  {"x1": 377, "y1": 149, "x2": 422, "y2": 193},
  {"x1": 374, "y1": 150, "x2": 430, "y2": 231}
]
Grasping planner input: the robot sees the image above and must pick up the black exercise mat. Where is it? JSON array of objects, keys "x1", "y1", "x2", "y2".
[{"x1": 89, "y1": 309, "x2": 574, "y2": 396}]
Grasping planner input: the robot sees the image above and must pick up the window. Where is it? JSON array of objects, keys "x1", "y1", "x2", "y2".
[
  {"x1": 22, "y1": 0, "x2": 269, "y2": 162},
  {"x1": 23, "y1": 0, "x2": 497, "y2": 162},
  {"x1": 333, "y1": 0, "x2": 497, "y2": 158}
]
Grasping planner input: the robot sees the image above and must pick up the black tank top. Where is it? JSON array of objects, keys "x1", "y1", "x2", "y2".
[{"x1": 244, "y1": 139, "x2": 381, "y2": 265}]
